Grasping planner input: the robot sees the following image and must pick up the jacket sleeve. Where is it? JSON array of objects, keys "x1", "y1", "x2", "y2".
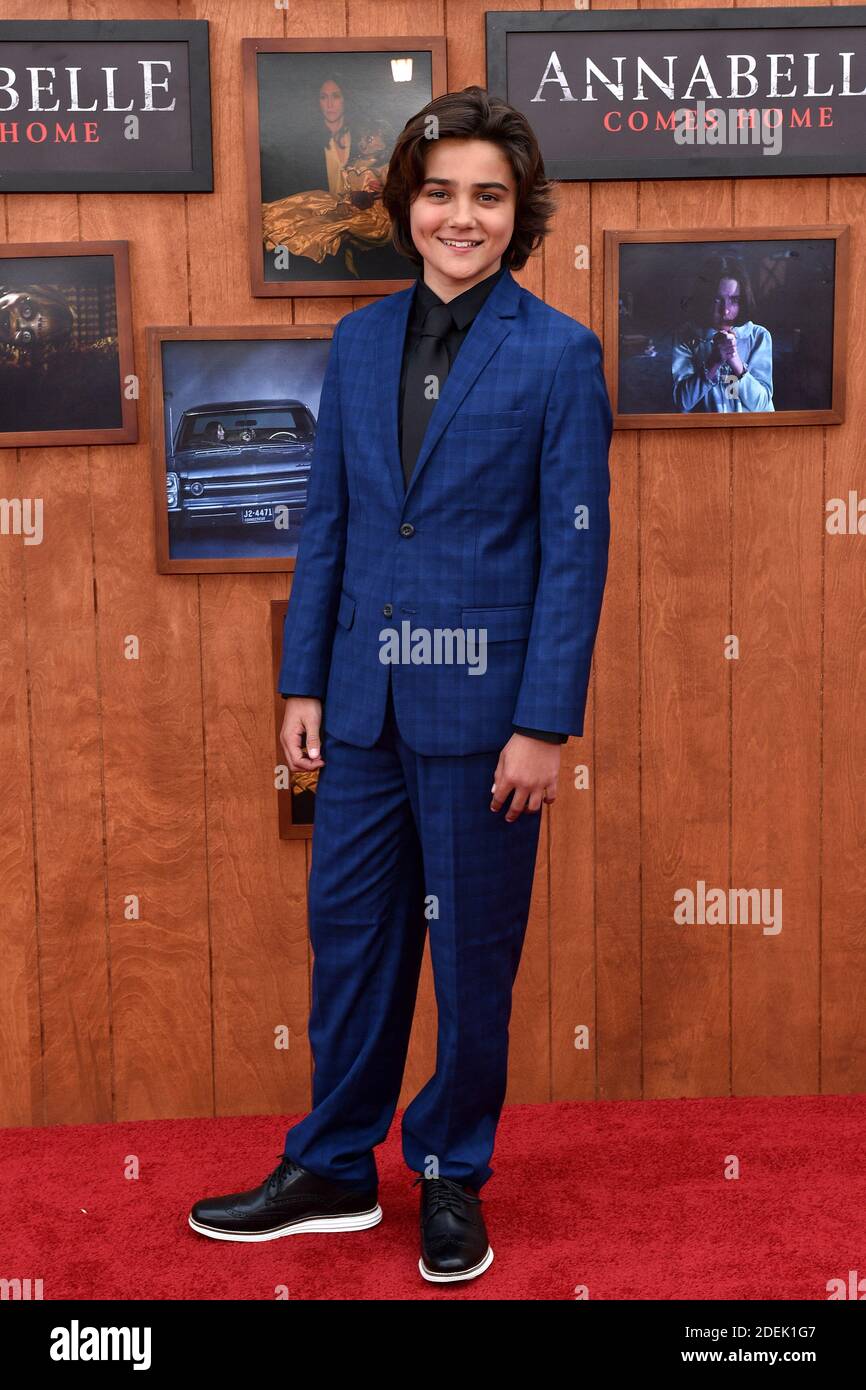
[
  {"x1": 511, "y1": 327, "x2": 612, "y2": 737},
  {"x1": 276, "y1": 320, "x2": 348, "y2": 699}
]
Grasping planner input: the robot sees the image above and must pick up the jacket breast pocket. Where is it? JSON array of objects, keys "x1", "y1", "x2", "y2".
[
  {"x1": 452, "y1": 407, "x2": 526, "y2": 434},
  {"x1": 459, "y1": 602, "x2": 534, "y2": 641}
]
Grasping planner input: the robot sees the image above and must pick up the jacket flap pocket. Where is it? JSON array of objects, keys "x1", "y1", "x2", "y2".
[
  {"x1": 337, "y1": 588, "x2": 356, "y2": 630},
  {"x1": 460, "y1": 603, "x2": 534, "y2": 641},
  {"x1": 452, "y1": 407, "x2": 526, "y2": 432}
]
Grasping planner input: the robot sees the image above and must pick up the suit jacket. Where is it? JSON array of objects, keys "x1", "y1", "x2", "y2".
[{"x1": 277, "y1": 266, "x2": 613, "y2": 756}]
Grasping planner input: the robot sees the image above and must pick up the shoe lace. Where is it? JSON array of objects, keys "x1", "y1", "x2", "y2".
[
  {"x1": 413, "y1": 1174, "x2": 482, "y2": 1217},
  {"x1": 267, "y1": 1153, "x2": 303, "y2": 1197}
]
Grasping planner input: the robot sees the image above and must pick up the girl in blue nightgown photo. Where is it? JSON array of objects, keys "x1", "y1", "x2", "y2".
[{"x1": 672, "y1": 252, "x2": 774, "y2": 413}]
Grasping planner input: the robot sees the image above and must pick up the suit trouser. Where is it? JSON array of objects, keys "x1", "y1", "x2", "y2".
[{"x1": 282, "y1": 673, "x2": 543, "y2": 1193}]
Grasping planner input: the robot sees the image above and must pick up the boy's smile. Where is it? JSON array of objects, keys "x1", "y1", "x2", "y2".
[{"x1": 409, "y1": 137, "x2": 516, "y2": 301}]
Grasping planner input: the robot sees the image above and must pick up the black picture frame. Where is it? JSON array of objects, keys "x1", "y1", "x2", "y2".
[
  {"x1": 0, "y1": 19, "x2": 213, "y2": 192},
  {"x1": 486, "y1": 6, "x2": 866, "y2": 182}
]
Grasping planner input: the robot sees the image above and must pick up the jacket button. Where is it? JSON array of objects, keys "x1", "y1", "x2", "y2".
[
  {"x1": 382, "y1": 603, "x2": 393, "y2": 617},
  {"x1": 399, "y1": 522, "x2": 415, "y2": 538}
]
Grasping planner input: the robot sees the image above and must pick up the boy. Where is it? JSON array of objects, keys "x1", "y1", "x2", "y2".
[{"x1": 189, "y1": 85, "x2": 612, "y2": 1284}]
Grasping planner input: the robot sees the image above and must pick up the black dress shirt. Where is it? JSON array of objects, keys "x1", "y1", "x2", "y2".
[{"x1": 282, "y1": 263, "x2": 567, "y2": 745}]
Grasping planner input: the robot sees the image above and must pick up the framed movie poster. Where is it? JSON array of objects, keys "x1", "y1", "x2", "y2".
[
  {"x1": 148, "y1": 325, "x2": 335, "y2": 574},
  {"x1": 604, "y1": 226, "x2": 848, "y2": 428},
  {"x1": 242, "y1": 36, "x2": 447, "y2": 296},
  {"x1": 486, "y1": 7, "x2": 866, "y2": 181},
  {"x1": 271, "y1": 598, "x2": 316, "y2": 841},
  {"x1": 0, "y1": 19, "x2": 213, "y2": 192},
  {"x1": 0, "y1": 241, "x2": 137, "y2": 446}
]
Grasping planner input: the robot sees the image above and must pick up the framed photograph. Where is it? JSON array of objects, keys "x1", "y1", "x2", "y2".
[
  {"x1": 486, "y1": 7, "x2": 866, "y2": 181},
  {"x1": 0, "y1": 19, "x2": 212, "y2": 192},
  {"x1": 271, "y1": 599, "x2": 316, "y2": 841},
  {"x1": 242, "y1": 37, "x2": 447, "y2": 296},
  {"x1": 148, "y1": 326, "x2": 335, "y2": 574},
  {"x1": 0, "y1": 241, "x2": 136, "y2": 446},
  {"x1": 604, "y1": 226, "x2": 848, "y2": 429}
]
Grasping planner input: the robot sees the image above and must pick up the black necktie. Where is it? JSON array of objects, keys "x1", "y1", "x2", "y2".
[{"x1": 400, "y1": 301, "x2": 453, "y2": 490}]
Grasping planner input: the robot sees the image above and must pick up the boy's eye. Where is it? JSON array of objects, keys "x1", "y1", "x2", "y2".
[{"x1": 427, "y1": 190, "x2": 500, "y2": 201}]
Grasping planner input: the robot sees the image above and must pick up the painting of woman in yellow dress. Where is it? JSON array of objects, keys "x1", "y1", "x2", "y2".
[{"x1": 261, "y1": 116, "x2": 396, "y2": 277}]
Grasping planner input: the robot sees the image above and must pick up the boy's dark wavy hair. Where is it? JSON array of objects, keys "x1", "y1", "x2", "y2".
[{"x1": 381, "y1": 85, "x2": 557, "y2": 270}]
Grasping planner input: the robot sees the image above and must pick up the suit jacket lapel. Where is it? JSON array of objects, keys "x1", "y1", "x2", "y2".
[{"x1": 374, "y1": 267, "x2": 521, "y2": 512}]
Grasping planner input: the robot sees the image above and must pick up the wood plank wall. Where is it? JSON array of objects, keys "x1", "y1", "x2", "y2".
[{"x1": 2, "y1": 0, "x2": 864, "y2": 1131}]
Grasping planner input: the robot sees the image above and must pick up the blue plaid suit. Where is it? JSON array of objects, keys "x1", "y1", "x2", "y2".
[
  {"x1": 278, "y1": 267, "x2": 612, "y2": 1191},
  {"x1": 278, "y1": 267, "x2": 612, "y2": 753}
]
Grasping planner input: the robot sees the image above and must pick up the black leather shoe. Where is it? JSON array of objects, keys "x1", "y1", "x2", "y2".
[
  {"x1": 415, "y1": 1175, "x2": 494, "y2": 1282},
  {"x1": 188, "y1": 1154, "x2": 382, "y2": 1242}
]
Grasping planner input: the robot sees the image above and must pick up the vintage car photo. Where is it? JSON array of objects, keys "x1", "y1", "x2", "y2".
[
  {"x1": 166, "y1": 398, "x2": 315, "y2": 542},
  {"x1": 148, "y1": 326, "x2": 334, "y2": 573}
]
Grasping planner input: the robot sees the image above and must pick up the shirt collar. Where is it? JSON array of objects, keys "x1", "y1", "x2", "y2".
[{"x1": 411, "y1": 263, "x2": 508, "y2": 330}]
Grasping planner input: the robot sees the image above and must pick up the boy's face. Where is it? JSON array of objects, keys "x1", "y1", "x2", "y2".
[{"x1": 409, "y1": 137, "x2": 516, "y2": 300}]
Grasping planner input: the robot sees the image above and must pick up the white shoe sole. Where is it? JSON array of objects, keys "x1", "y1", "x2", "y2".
[
  {"x1": 188, "y1": 1203, "x2": 382, "y2": 1242},
  {"x1": 419, "y1": 1244, "x2": 494, "y2": 1282}
]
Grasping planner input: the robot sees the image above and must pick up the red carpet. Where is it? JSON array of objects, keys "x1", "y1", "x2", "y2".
[{"x1": 2, "y1": 1094, "x2": 865, "y2": 1300}]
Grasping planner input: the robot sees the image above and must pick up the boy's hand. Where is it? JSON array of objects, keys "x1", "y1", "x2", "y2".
[
  {"x1": 490, "y1": 733, "x2": 560, "y2": 822},
  {"x1": 281, "y1": 697, "x2": 325, "y2": 771}
]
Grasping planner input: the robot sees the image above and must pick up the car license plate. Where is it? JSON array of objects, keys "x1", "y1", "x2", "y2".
[{"x1": 242, "y1": 505, "x2": 275, "y2": 524}]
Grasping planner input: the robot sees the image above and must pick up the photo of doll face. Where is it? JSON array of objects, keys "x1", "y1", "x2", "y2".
[
  {"x1": 358, "y1": 128, "x2": 386, "y2": 158},
  {"x1": 0, "y1": 255, "x2": 125, "y2": 439},
  {"x1": 0, "y1": 286, "x2": 75, "y2": 349}
]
